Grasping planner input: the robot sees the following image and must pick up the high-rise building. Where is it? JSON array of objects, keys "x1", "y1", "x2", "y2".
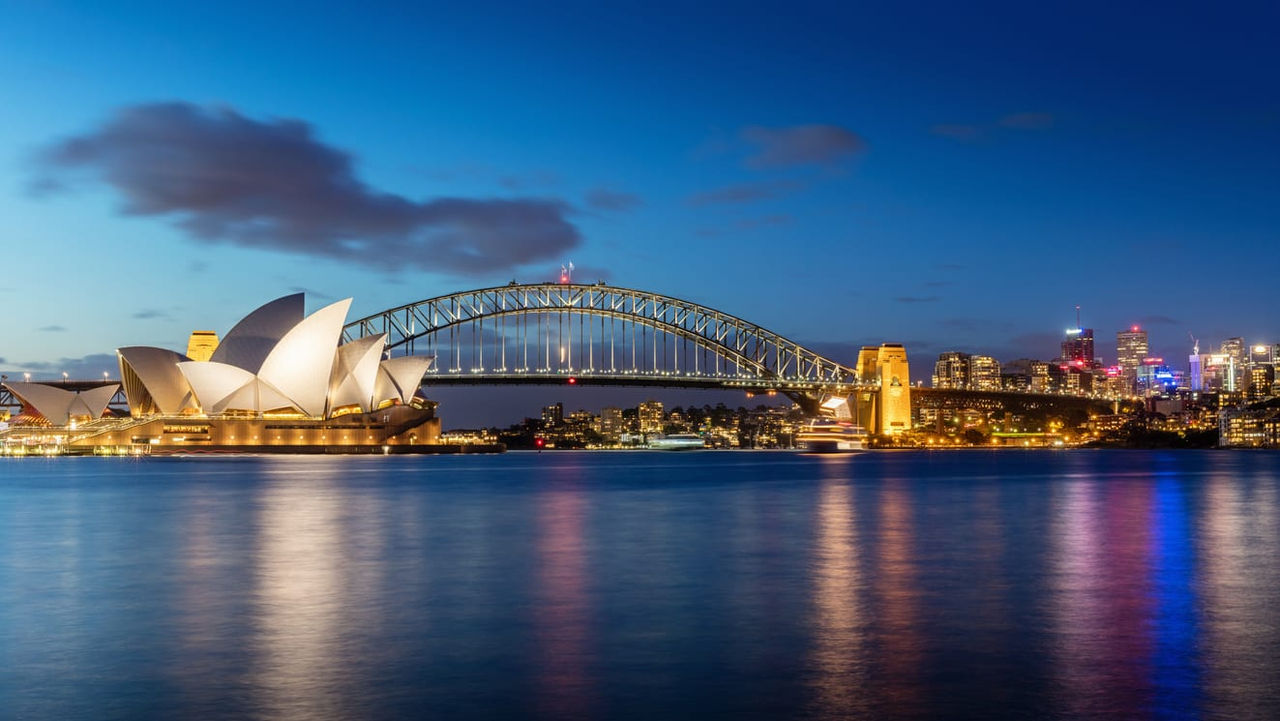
[
  {"x1": 1116, "y1": 326, "x2": 1148, "y2": 392},
  {"x1": 1061, "y1": 327, "x2": 1095, "y2": 367},
  {"x1": 541, "y1": 402, "x2": 564, "y2": 427},
  {"x1": 1221, "y1": 338, "x2": 1246, "y2": 392},
  {"x1": 185, "y1": 331, "x2": 219, "y2": 362},
  {"x1": 932, "y1": 352, "x2": 969, "y2": 389},
  {"x1": 969, "y1": 355, "x2": 1001, "y2": 391},
  {"x1": 597, "y1": 406, "x2": 623, "y2": 441},
  {"x1": 638, "y1": 400, "x2": 664, "y2": 434}
]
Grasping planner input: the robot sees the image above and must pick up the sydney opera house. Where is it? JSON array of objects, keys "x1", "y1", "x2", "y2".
[{"x1": 1, "y1": 294, "x2": 465, "y2": 454}]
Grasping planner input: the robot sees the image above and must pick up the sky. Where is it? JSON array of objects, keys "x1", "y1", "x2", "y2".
[{"x1": 1, "y1": 1, "x2": 1277, "y2": 425}]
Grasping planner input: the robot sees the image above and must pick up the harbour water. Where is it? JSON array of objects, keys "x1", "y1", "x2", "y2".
[{"x1": 2, "y1": 450, "x2": 1278, "y2": 720}]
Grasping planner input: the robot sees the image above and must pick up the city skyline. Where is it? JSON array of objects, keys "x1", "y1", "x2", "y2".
[{"x1": 2, "y1": 3, "x2": 1278, "y2": 415}]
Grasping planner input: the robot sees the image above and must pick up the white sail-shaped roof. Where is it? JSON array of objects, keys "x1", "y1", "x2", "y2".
[
  {"x1": 374, "y1": 355, "x2": 435, "y2": 405},
  {"x1": 177, "y1": 361, "x2": 305, "y2": 415},
  {"x1": 257, "y1": 298, "x2": 352, "y2": 417},
  {"x1": 2, "y1": 382, "x2": 118, "y2": 426},
  {"x1": 76, "y1": 385, "x2": 119, "y2": 420},
  {"x1": 209, "y1": 293, "x2": 304, "y2": 373},
  {"x1": 178, "y1": 361, "x2": 257, "y2": 413},
  {"x1": 328, "y1": 333, "x2": 386, "y2": 413},
  {"x1": 118, "y1": 346, "x2": 195, "y2": 415}
]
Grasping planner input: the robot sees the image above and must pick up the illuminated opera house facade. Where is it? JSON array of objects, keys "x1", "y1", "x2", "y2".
[{"x1": 2, "y1": 294, "x2": 453, "y2": 454}]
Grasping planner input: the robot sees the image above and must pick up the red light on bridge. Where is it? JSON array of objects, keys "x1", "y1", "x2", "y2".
[{"x1": 567, "y1": 377, "x2": 577, "y2": 384}]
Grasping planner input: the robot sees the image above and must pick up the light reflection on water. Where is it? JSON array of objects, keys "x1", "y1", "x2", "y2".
[{"x1": 1, "y1": 451, "x2": 1279, "y2": 720}]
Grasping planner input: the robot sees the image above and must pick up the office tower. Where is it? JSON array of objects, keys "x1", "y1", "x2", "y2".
[
  {"x1": 1116, "y1": 326, "x2": 1148, "y2": 392},
  {"x1": 1061, "y1": 328, "x2": 1095, "y2": 367},
  {"x1": 1221, "y1": 338, "x2": 1245, "y2": 392}
]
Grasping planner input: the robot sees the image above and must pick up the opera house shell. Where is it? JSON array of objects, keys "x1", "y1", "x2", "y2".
[
  {"x1": 116, "y1": 293, "x2": 434, "y2": 420},
  {"x1": 3, "y1": 294, "x2": 460, "y2": 454}
]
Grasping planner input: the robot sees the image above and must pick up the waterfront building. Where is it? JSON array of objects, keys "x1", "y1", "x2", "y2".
[
  {"x1": 541, "y1": 402, "x2": 564, "y2": 427},
  {"x1": 597, "y1": 406, "x2": 623, "y2": 442},
  {"x1": 1220, "y1": 404, "x2": 1280, "y2": 447},
  {"x1": 1, "y1": 293, "x2": 443, "y2": 453},
  {"x1": 638, "y1": 400, "x2": 664, "y2": 434}
]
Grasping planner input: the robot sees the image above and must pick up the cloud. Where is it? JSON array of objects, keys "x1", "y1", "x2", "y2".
[
  {"x1": 38, "y1": 325, "x2": 67, "y2": 332},
  {"x1": 740, "y1": 124, "x2": 866, "y2": 169},
  {"x1": 132, "y1": 309, "x2": 171, "y2": 320},
  {"x1": 734, "y1": 214, "x2": 792, "y2": 229},
  {"x1": 32, "y1": 102, "x2": 581, "y2": 276},
  {"x1": 935, "y1": 262, "x2": 965, "y2": 270},
  {"x1": 894, "y1": 296, "x2": 940, "y2": 304},
  {"x1": 930, "y1": 124, "x2": 982, "y2": 141},
  {"x1": 1136, "y1": 315, "x2": 1179, "y2": 326},
  {"x1": 998, "y1": 112, "x2": 1054, "y2": 130},
  {"x1": 584, "y1": 187, "x2": 642, "y2": 212},
  {"x1": 687, "y1": 179, "x2": 803, "y2": 206}
]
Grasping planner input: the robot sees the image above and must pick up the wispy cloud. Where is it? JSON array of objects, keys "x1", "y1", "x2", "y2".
[
  {"x1": 894, "y1": 296, "x2": 940, "y2": 304},
  {"x1": 687, "y1": 179, "x2": 803, "y2": 206},
  {"x1": 740, "y1": 124, "x2": 866, "y2": 169},
  {"x1": 37, "y1": 325, "x2": 67, "y2": 332},
  {"x1": 32, "y1": 102, "x2": 581, "y2": 276},
  {"x1": 132, "y1": 309, "x2": 171, "y2": 320},
  {"x1": 584, "y1": 187, "x2": 642, "y2": 212},
  {"x1": 1136, "y1": 314, "x2": 1179, "y2": 326},
  {"x1": 930, "y1": 124, "x2": 982, "y2": 141}
]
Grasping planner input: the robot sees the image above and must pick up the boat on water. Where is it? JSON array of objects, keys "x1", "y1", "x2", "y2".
[
  {"x1": 797, "y1": 419, "x2": 867, "y2": 453},
  {"x1": 647, "y1": 433, "x2": 707, "y2": 450}
]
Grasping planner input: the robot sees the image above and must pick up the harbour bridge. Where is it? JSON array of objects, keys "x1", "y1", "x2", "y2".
[{"x1": 341, "y1": 282, "x2": 867, "y2": 407}]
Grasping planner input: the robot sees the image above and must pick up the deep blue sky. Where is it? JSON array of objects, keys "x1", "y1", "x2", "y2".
[{"x1": 2, "y1": 1, "x2": 1277, "y2": 423}]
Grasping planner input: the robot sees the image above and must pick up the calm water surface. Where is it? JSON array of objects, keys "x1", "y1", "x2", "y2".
[{"x1": 1, "y1": 450, "x2": 1278, "y2": 720}]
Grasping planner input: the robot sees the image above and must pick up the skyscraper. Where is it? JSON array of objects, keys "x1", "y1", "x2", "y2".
[
  {"x1": 1116, "y1": 326, "x2": 1148, "y2": 393},
  {"x1": 1061, "y1": 328, "x2": 1095, "y2": 367}
]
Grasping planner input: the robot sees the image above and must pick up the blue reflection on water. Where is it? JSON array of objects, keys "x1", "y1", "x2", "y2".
[{"x1": 1, "y1": 450, "x2": 1278, "y2": 720}]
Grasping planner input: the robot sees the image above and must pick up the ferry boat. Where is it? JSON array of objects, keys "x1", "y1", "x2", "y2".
[
  {"x1": 647, "y1": 433, "x2": 707, "y2": 450},
  {"x1": 797, "y1": 419, "x2": 867, "y2": 453}
]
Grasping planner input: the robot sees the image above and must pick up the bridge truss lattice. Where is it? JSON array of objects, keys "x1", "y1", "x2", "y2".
[{"x1": 342, "y1": 283, "x2": 865, "y2": 395}]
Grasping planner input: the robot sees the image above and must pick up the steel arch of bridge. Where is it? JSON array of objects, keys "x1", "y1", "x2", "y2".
[{"x1": 342, "y1": 282, "x2": 864, "y2": 393}]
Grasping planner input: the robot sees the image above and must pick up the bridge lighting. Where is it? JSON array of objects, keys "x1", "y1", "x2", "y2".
[{"x1": 567, "y1": 377, "x2": 577, "y2": 385}]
